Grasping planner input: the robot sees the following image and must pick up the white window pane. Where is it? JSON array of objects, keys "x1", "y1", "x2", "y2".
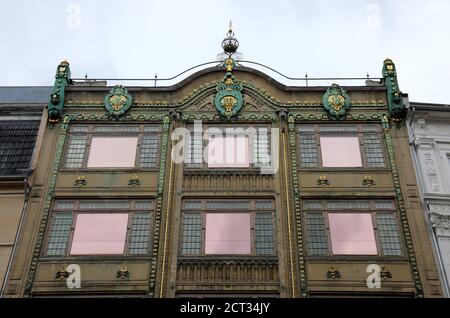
[
  {"x1": 320, "y1": 136, "x2": 362, "y2": 167},
  {"x1": 70, "y1": 214, "x2": 128, "y2": 255},
  {"x1": 87, "y1": 137, "x2": 138, "y2": 168},
  {"x1": 207, "y1": 136, "x2": 250, "y2": 168}
]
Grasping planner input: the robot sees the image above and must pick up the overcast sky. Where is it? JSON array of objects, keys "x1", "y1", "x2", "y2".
[{"x1": 1, "y1": 0, "x2": 449, "y2": 103}]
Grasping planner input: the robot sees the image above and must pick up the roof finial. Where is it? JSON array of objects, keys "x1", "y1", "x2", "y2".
[{"x1": 222, "y1": 21, "x2": 239, "y2": 55}]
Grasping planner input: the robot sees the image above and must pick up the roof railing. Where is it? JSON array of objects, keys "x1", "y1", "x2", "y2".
[{"x1": 70, "y1": 60, "x2": 383, "y2": 87}]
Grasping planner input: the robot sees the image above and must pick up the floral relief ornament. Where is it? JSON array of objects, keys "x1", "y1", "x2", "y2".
[
  {"x1": 322, "y1": 83, "x2": 351, "y2": 119},
  {"x1": 104, "y1": 85, "x2": 133, "y2": 119}
]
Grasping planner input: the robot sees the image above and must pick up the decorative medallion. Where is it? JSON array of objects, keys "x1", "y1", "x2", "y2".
[
  {"x1": 104, "y1": 85, "x2": 133, "y2": 119},
  {"x1": 214, "y1": 58, "x2": 244, "y2": 119},
  {"x1": 322, "y1": 83, "x2": 350, "y2": 119}
]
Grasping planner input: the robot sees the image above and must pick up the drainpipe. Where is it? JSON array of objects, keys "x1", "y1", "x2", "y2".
[
  {"x1": 407, "y1": 106, "x2": 450, "y2": 297},
  {"x1": 0, "y1": 177, "x2": 31, "y2": 297}
]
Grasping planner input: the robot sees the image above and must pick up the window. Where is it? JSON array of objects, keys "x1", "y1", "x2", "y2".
[
  {"x1": 297, "y1": 124, "x2": 386, "y2": 168},
  {"x1": 328, "y1": 213, "x2": 377, "y2": 255},
  {"x1": 63, "y1": 124, "x2": 160, "y2": 169},
  {"x1": 205, "y1": 213, "x2": 251, "y2": 254},
  {"x1": 87, "y1": 137, "x2": 138, "y2": 168},
  {"x1": 70, "y1": 214, "x2": 129, "y2": 255},
  {"x1": 304, "y1": 200, "x2": 403, "y2": 256},
  {"x1": 185, "y1": 124, "x2": 271, "y2": 169},
  {"x1": 180, "y1": 199, "x2": 275, "y2": 256},
  {"x1": 45, "y1": 200, "x2": 154, "y2": 256},
  {"x1": 207, "y1": 136, "x2": 250, "y2": 168},
  {"x1": 320, "y1": 137, "x2": 362, "y2": 167}
]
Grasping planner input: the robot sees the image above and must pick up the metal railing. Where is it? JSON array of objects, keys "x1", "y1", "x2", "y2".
[{"x1": 71, "y1": 60, "x2": 383, "y2": 87}]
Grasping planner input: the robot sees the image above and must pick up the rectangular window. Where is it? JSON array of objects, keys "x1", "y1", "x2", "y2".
[
  {"x1": 181, "y1": 213, "x2": 202, "y2": 255},
  {"x1": 297, "y1": 124, "x2": 386, "y2": 169},
  {"x1": 305, "y1": 213, "x2": 328, "y2": 256},
  {"x1": 207, "y1": 136, "x2": 250, "y2": 168},
  {"x1": 180, "y1": 199, "x2": 276, "y2": 256},
  {"x1": 328, "y1": 213, "x2": 377, "y2": 255},
  {"x1": 185, "y1": 124, "x2": 271, "y2": 169},
  {"x1": 45, "y1": 200, "x2": 154, "y2": 257},
  {"x1": 47, "y1": 213, "x2": 73, "y2": 256},
  {"x1": 320, "y1": 137, "x2": 362, "y2": 167},
  {"x1": 87, "y1": 137, "x2": 138, "y2": 168},
  {"x1": 70, "y1": 214, "x2": 129, "y2": 255},
  {"x1": 63, "y1": 124, "x2": 161, "y2": 169},
  {"x1": 304, "y1": 199, "x2": 403, "y2": 257},
  {"x1": 205, "y1": 213, "x2": 251, "y2": 254}
]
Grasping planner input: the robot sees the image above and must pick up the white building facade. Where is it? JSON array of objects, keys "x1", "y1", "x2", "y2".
[{"x1": 408, "y1": 102, "x2": 450, "y2": 296}]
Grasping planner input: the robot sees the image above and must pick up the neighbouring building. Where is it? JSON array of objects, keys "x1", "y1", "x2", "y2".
[
  {"x1": 0, "y1": 87, "x2": 49, "y2": 296},
  {"x1": 407, "y1": 102, "x2": 450, "y2": 297},
  {"x1": 1, "y1": 28, "x2": 445, "y2": 297}
]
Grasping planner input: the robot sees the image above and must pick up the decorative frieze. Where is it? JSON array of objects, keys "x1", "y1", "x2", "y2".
[
  {"x1": 430, "y1": 213, "x2": 450, "y2": 237},
  {"x1": 177, "y1": 258, "x2": 278, "y2": 284}
]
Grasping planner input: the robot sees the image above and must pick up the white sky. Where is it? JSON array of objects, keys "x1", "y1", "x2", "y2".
[{"x1": 1, "y1": 0, "x2": 449, "y2": 103}]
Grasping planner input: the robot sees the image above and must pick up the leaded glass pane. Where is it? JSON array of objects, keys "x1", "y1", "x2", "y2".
[
  {"x1": 374, "y1": 201, "x2": 394, "y2": 210},
  {"x1": 303, "y1": 201, "x2": 323, "y2": 210},
  {"x1": 70, "y1": 126, "x2": 89, "y2": 133},
  {"x1": 376, "y1": 213, "x2": 402, "y2": 256},
  {"x1": 64, "y1": 135, "x2": 87, "y2": 168},
  {"x1": 363, "y1": 133, "x2": 386, "y2": 168},
  {"x1": 140, "y1": 134, "x2": 159, "y2": 168},
  {"x1": 255, "y1": 200, "x2": 273, "y2": 209},
  {"x1": 181, "y1": 213, "x2": 202, "y2": 255},
  {"x1": 305, "y1": 213, "x2": 328, "y2": 256},
  {"x1": 255, "y1": 213, "x2": 274, "y2": 255},
  {"x1": 134, "y1": 201, "x2": 153, "y2": 210},
  {"x1": 79, "y1": 201, "x2": 130, "y2": 210},
  {"x1": 298, "y1": 133, "x2": 318, "y2": 168},
  {"x1": 326, "y1": 201, "x2": 370, "y2": 210},
  {"x1": 143, "y1": 125, "x2": 161, "y2": 132},
  {"x1": 206, "y1": 201, "x2": 251, "y2": 210},
  {"x1": 54, "y1": 201, "x2": 74, "y2": 210},
  {"x1": 184, "y1": 201, "x2": 203, "y2": 209},
  {"x1": 253, "y1": 128, "x2": 271, "y2": 167},
  {"x1": 92, "y1": 126, "x2": 140, "y2": 133},
  {"x1": 319, "y1": 126, "x2": 358, "y2": 133},
  {"x1": 186, "y1": 130, "x2": 203, "y2": 168},
  {"x1": 362, "y1": 125, "x2": 381, "y2": 132},
  {"x1": 297, "y1": 126, "x2": 315, "y2": 133},
  {"x1": 47, "y1": 213, "x2": 73, "y2": 256},
  {"x1": 128, "y1": 213, "x2": 151, "y2": 255}
]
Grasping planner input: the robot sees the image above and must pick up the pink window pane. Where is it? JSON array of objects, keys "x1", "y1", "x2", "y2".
[
  {"x1": 320, "y1": 136, "x2": 362, "y2": 167},
  {"x1": 205, "y1": 213, "x2": 251, "y2": 254},
  {"x1": 207, "y1": 136, "x2": 250, "y2": 168},
  {"x1": 70, "y1": 213, "x2": 128, "y2": 255},
  {"x1": 328, "y1": 213, "x2": 377, "y2": 255},
  {"x1": 87, "y1": 137, "x2": 138, "y2": 168}
]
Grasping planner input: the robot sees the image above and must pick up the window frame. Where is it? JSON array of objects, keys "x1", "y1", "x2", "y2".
[
  {"x1": 184, "y1": 124, "x2": 272, "y2": 170},
  {"x1": 43, "y1": 199, "x2": 154, "y2": 258},
  {"x1": 179, "y1": 199, "x2": 276, "y2": 257},
  {"x1": 303, "y1": 199, "x2": 405, "y2": 258},
  {"x1": 62, "y1": 124, "x2": 161, "y2": 170},
  {"x1": 296, "y1": 124, "x2": 388, "y2": 170}
]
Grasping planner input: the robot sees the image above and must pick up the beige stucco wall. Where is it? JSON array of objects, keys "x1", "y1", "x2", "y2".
[{"x1": 0, "y1": 193, "x2": 24, "y2": 289}]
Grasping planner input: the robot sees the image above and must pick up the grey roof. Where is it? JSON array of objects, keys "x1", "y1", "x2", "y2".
[
  {"x1": 410, "y1": 101, "x2": 450, "y2": 110},
  {"x1": 0, "y1": 120, "x2": 40, "y2": 177},
  {"x1": 0, "y1": 86, "x2": 51, "y2": 104}
]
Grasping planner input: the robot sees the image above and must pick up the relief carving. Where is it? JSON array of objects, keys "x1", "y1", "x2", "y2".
[
  {"x1": 430, "y1": 213, "x2": 450, "y2": 237},
  {"x1": 419, "y1": 148, "x2": 442, "y2": 193},
  {"x1": 243, "y1": 94, "x2": 271, "y2": 112}
]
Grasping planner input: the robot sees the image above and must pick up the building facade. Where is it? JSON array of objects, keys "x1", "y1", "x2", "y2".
[
  {"x1": 0, "y1": 87, "x2": 49, "y2": 295},
  {"x1": 407, "y1": 102, "x2": 450, "y2": 296},
  {"x1": 1, "y1": 31, "x2": 445, "y2": 298}
]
